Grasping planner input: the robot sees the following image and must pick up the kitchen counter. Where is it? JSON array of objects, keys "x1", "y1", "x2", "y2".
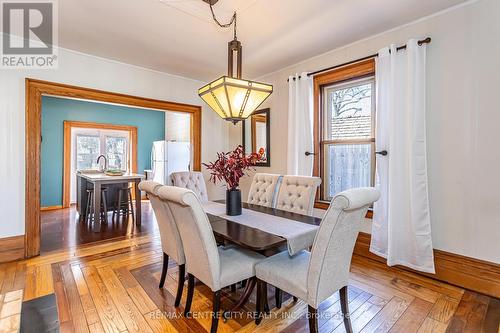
[{"x1": 76, "y1": 172, "x2": 145, "y2": 232}]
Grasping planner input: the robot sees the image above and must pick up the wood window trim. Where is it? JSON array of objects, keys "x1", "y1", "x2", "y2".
[
  {"x1": 26, "y1": 78, "x2": 202, "y2": 258},
  {"x1": 312, "y1": 59, "x2": 375, "y2": 217},
  {"x1": 62, "y1": 121, "x2": 139, "y2": 208}
]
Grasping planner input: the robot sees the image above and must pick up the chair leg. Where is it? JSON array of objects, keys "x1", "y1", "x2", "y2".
[
  {"x1": 340, "y1": 286, "x2": 353, "y2": 333},
  {"x1": 85, "y1": 191, "x2": 92, "y2": 222},
  {"x1": 128, "y1": 190, "x2": 135, "y2": 223},
  {"x1": 308, "y1": 305, "x2": 318, "y2": 333},
  {"x1": 275, "y1": 287, "x2": 283, "y2": 309},
  {"x1": 159, "y1": 253, "x2": 169, "y2": 288},
  {"x1": 101, "y1": 191, "x2": 108, "y2": 223},
  {"x1": 210, "y1": 290, "x2": 221, "y2": 333},
  {"x1": 263, "y1": 284, "x2": 270, "y2": 314},
  {"x1": 115, "y1": 189, "x2": 122, "y2": 222},
  {"x1": 184, "y1": 274, "x2": 195, "y2": 317},
  {"x1": 174, "y1": 264, "x2": 185, "y2": 307},
  {"x1": 255, "y1": 279, "x2": 265, "y2": 325}
]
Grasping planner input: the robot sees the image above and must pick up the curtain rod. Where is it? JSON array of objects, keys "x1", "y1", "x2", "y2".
[{"x1": 287, "y1": 37, "x2": 431, "y2": 82}]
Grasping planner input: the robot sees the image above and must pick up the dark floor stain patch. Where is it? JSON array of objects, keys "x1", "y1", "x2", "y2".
[{"x1": 21, "y1": 293, "x2": 59, "y2": 333}]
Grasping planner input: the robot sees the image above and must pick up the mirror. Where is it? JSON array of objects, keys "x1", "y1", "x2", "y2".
[{"x1": 242, "y1": 108, "x2": 270, "y2": 166}]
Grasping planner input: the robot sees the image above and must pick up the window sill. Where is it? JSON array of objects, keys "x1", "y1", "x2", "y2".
[{"x1": 314, "y1": 201, "x2": 373, "y2": 219}]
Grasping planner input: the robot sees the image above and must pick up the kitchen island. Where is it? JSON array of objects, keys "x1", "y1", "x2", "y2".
[{"x1": 76, "y1": 172, "x2": 145, "y2": 232}]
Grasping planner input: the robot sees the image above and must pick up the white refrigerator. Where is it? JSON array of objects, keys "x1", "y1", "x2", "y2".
[{"x1": 151, "y1": 141, "x2": 191, "y2": 185}]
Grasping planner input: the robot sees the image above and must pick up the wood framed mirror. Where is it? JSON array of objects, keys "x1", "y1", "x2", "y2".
[{"x1": 242, "y1": 108, "x2": 270, "y2": 166}]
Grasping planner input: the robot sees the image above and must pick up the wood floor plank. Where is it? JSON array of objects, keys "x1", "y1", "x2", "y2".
[
  {"x1": 144, "y1": 309, "x2": 178, "y2": 333},
  {"x1": 360, "y1": 296, "x2": 410, "y2": 333},
  {"x1": 60, "y1": 263, "x2": 90, "y2": 333},
  {"x1": 52, "y1": 263, "x2": 74, "y2": 331},
  {"x1": 97, "y1": 266, "x2": 153, "y2": 333},
  {"x1": 388, "y1": 297, "x2": 433, "y2": 333},
  {"x1": 428, "y1": 294, "x2": 460, "y2": 324},
  {"x1": 445, "y1": 290, "x2": 490, "y2": 333},
  {"x1": 417, "y1": 317, "x2": 448, "y2": 333},
  {"x1": 71, "y1": 264, "x2": 101, "y2": 326},
  {"x1": 482, "y1": 296, "x2": 500, "y2": 333},
  {"x1": 82, "y1": 265, "x2": 127, "y2": 333}
]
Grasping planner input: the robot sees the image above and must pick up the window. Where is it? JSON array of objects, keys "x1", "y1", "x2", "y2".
[
  {"x1": 106, "y1": 136, "x2": 128, "y2": 170},
  {"x1": 76, "y1": 135, "x2": 100, "y2": 170},
  {"x1": 313, "y1": 59, "x2": 375, "y2": 203},
  {"x1": 73, "y1": 129, "x2": 130, "y2": 172}
]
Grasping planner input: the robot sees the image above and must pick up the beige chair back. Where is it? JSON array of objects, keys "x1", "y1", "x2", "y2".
[
  {"x1": 139, "y1": 181, "x2": 185, "y2": 265},
  {"x1": 306, "y1": 187, "x2": 380, "y2": 308},
  {"x1": 275, "y1": 175, "x2": 321, "y2": 215},
  {"x1": 157, "y1": 186, "x2": 222, "y2": 290},
  {"x1": 247, "y1": 173, "x2": 283, "y2": 208},
  {"x1": 171, "y1": 171, "x2": 209, "y2": 202}
]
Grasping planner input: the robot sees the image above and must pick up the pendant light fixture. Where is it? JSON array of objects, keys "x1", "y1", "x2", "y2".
[{"x1": 198, "y1": 0, "x2": 273, "y2": 124}]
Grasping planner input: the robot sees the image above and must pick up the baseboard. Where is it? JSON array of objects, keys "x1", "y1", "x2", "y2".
[
  {"x1": 40, "y1": 205, "x2": 63, "y2": 211},
  {"x1": 354, "y1": 232, "x2": 500, "y2": 298},
  {"x1": 0, "y1": 236, "x2": 25, "y2": 263}
]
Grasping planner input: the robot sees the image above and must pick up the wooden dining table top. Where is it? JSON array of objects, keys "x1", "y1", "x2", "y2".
[{"x1": 207, "y1": 200, "x2": 322, "y2": 255}]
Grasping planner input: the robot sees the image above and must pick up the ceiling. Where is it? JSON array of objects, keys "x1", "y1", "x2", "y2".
[{"x1": 53, "y1": 0, "x2": 467, "y2": 80}]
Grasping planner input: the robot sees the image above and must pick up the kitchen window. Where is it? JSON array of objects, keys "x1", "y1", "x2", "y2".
[
  {"x1": 313, "y1": 59, "x2": 376, "y2": 205},
  {"x1": 74, "y1": 129, "x2": 130, "y2": 171}
]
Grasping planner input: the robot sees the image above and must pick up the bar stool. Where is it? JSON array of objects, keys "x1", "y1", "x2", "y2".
[
  {"x1": 84, "y1": 188, "x2": 108, "y2": 223},
  {"x1": 113, "y1": 186, "x2": 135, "y2": 222}
]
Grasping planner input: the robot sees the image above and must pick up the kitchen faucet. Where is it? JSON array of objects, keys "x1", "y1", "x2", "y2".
[{"x1": 96, "y1": 154, "x2": 108, "y2": 172}]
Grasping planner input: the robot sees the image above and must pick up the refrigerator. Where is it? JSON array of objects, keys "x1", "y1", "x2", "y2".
[{"x1": 151, "y1": 141, "x2": 191, "y2": 185}]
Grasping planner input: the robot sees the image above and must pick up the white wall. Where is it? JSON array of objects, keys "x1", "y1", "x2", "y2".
[
  {"x1": 231, "y1": 0, "x2": 500, "y2": 263},
  {"x1": 0, "y1": 43, "x2": 230, "y2": 238}
]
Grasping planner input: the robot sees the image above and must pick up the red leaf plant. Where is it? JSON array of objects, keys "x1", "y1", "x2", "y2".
[{"x1": 203, "y1": 145, "x2": 264, "y2": 190}]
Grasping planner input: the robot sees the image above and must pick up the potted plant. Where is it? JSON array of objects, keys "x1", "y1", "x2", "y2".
[{"x1": 203, "y1": 145, "x2": 263, "y2": 216}]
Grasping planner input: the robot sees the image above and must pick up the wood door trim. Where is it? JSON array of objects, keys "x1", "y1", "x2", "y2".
[
  {"x1": 62, "y1": 121, "x2": 139, "y2": 208},
  {"x1": 25, "y1": 78, "x2": 202, "y2": 258},
  {"x1": 354, "y1": 232, "x2": 500, "y2": 298}
]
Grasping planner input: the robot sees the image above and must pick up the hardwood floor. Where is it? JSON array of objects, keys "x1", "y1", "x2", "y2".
[
  {"x1": 41, "y1": 202, "x2": 157, "y2": 253},
  {"x1": 29, "y1": 203, "x2": 499, "y2": 332}
]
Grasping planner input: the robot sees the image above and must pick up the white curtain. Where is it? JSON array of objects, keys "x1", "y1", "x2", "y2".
[
  {"x1": 370, "y1": 39, "x2": 435, "y2": 273},
  {"x1": 287, "y1": 73, "x2": 314, "y2": 176}
]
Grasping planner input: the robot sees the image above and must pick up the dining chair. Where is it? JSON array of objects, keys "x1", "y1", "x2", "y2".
[
  {"x1": 158, "y1": 186, "x2": 264, "y2": 333},
  {"x1": 254, "y1": 187, "x2": 380, "y2": 333},
  {"x1": 275, "y1": 175, "x2": 321, "y2": 216},
  {"x1": 138, "y1": 181, "x2": 186, "y2": 307},
  {"x1": 247, "y1": 173, "x2": 283, "y2": 208},
  {"x1": 171, "y1": 171, "x2": 209, "y2": 202}
]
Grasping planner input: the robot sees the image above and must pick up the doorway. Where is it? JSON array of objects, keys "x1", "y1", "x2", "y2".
[{"x1": 26, "y1": 79, "x2": 202, "y2": 257}]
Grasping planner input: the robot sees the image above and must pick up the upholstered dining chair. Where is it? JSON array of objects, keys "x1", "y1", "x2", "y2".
[
  {"x1": 247, "y1": 173, "x2": 283, "y2": 208},
  {"x1": 171, "y1": 171, "x2": 209, "y2": 202},
  {"x1": 254, "y1": 187, "x2": 380, "y2": 333},
  {"x1": 158, "y1": 186, "x2": 264, "y2": 333},
  {"x1": 138, "y1": 181, "x2": 186, "y2": 307},
  {"x1": 275, "y1": 175, "x2": 321, "y2": 216}
]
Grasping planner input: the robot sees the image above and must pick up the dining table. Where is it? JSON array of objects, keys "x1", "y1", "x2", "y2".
[{"x1": 203, "y1": 200, "x2": 323, "y2": 313}]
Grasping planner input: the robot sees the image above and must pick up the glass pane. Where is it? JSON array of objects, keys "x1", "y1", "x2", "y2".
[
  {"x1": 324, "y1": 143, "x2": 372, "y2": 200},
  {"x1": 106, "y1": 137, "x2": 127, "y2": 170},
  {"x1": 76, "y1": 135, "x2": 100, "y2": 170},
  {"x1": 325, "y1": 81, "x2": 373, "y2": 140}
]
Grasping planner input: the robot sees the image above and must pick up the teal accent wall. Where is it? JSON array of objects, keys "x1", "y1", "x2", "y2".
[{"x1": 41, "y1": 96, "x2": 165, "y2": 207}]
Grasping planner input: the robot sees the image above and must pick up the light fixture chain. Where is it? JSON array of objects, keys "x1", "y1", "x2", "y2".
[{"x1": 208, "y1": 2, "x2": 237, "y2": 38}]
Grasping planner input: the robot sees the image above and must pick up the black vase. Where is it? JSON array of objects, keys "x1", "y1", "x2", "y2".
[{"x1": 226, "y1": 188, "x2": 242, "y2": 216}]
